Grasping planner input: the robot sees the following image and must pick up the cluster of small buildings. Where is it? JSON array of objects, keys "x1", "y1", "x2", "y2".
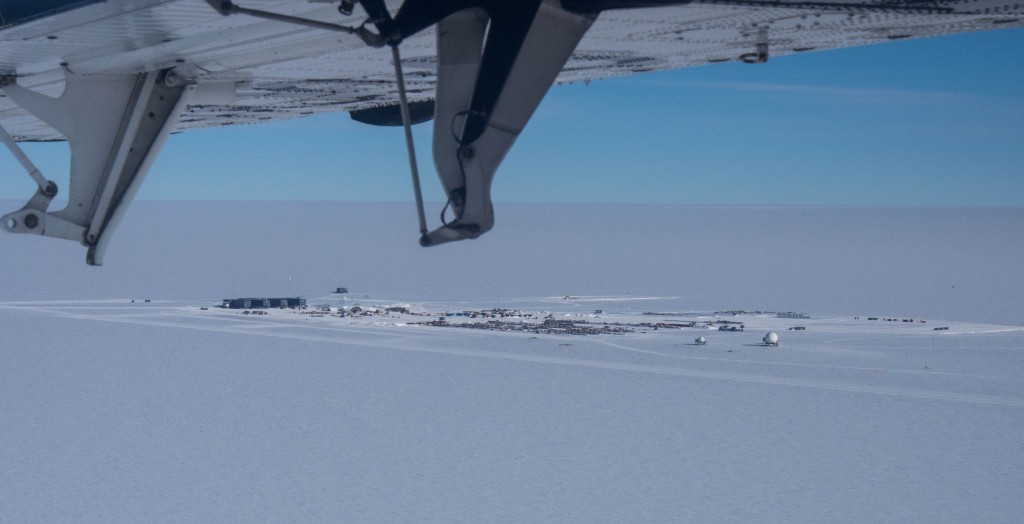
[
  {"x1": 415, "y1": 317, "x2": 633, "y2": 336},
  {"x1": 534, "y1": 319, "x2": 631, "y2": 335},
  {"x1": 212, "y1": 295, "x2": 811, "y2": 344},
  {"x1": 867, "y1": 317, "x2": 927, "y2": 324},
  {"x1": 710, "y1": 320, "x2": 745, "y2": 332},
  {"x1": 714, "y1": 310, "x2": 786, "y2": 316},
  {"x1": 776, "y1": 312, "x2": 810, "y2": 319},
  {"x1": 298, "y1": 305, "x2": 414, "y2": 318},
  {"x1": 441, "y1": 308, "x2": 533, "y2": 319},
  {"x1": 647, "y1": 310, "x2": 809, "y2": 321},
  {"x1": 637, "y1": 322, "x2": 696, "y2": 329}
]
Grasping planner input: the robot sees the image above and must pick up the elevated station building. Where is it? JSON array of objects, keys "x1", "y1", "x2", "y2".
[{"x1": 222, "y1": 297, "x2": 306, "y2": 309}]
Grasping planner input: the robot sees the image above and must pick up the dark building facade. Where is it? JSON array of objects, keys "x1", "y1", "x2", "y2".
[{"x1": 223, "y1": 297, "x2": 306, "y2": 309}]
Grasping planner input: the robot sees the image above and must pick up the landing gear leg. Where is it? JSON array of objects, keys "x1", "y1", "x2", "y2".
[{"x1": 421, "y1": 0, "x2": 596, "y2": 245}]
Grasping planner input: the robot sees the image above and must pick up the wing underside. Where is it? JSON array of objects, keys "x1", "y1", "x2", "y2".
[
  {"x1": 1, "y1": 0, "x2": 1021, "y2": 141},
  {"x1": 0, "y1": 0, "x2": 1021, "y2": 264}
]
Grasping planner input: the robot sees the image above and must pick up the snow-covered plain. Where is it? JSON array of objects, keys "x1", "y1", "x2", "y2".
[{"x1": 2, "y1": 202, "x2": 1023, "y2": 522}]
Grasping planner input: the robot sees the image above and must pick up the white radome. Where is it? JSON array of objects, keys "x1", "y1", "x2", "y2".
[
  {"x1": 764, "y1": 332, "x2": 779, "y2": 346},
  {"x1": 696, "y1": 336, "x2": 707, "y2": 345}
]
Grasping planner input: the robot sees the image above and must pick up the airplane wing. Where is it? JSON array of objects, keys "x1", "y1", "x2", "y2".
[{"x1": 1, "y1": 0, "x2": 1021, "y2": 264}]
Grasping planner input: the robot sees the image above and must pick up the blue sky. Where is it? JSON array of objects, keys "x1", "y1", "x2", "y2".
[{"x1": 2, "y1": 27, "x2": 1022, "y2": 206}]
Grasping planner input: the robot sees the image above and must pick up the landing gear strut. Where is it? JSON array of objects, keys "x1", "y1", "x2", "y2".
[
  {"x1": 372, "y1": 0, "x2": 597, "y2": 245},
  {"x1": 0, "y1": 69, "x2": 193, "y2": 265}
]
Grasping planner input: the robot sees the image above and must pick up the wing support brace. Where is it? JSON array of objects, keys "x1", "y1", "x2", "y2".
[
  {"x1": 375, "y1": 0, "x2": 596, "y2": 246},
  {"x1": 1, "y1": 70, "x2": 193, "y2": 265}
]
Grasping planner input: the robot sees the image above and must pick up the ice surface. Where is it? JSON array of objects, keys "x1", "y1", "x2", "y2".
[{"x1": 1, "y1": 202, "x2": 1022, "y2": 522}]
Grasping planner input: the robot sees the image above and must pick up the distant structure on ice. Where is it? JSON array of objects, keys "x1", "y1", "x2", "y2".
[
  {"x1": 695, "y1": 336, "x2": 707, "y2": 345},
  {"x1": 776, "y1": 312, "x2": 810, "y2": 319},
  {"x1": 763, "y1": 332, "x2": 780, "y2": 346},
  {"x1": 222, "y1": 297, "x2": 306, "y2": 309}
]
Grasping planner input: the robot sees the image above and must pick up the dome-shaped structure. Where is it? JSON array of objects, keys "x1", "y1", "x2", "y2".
[
  {"x1": 696, "y1": 336, "x2": 707, "y2": 345},
  {"x1": 763, "y1": 332, "x2": 779, "y2": 346}
]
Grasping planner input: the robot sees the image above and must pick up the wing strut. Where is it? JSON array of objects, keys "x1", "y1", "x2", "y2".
[
  {"x1": 0, "y1": 70, "x2": 193, "y2": 265},
  {"x1": 206, "y1": 1, "x2": 386, "y2": 47},
  {"x1": 207, "y1": 0, "x2": 429, "y2": 241},
  {"x1": 0, "y1": 120, "x2": 57, "y2": 198},
  {"x1": 391, "y1": 44, "x2": 429, "y2": 239}
]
